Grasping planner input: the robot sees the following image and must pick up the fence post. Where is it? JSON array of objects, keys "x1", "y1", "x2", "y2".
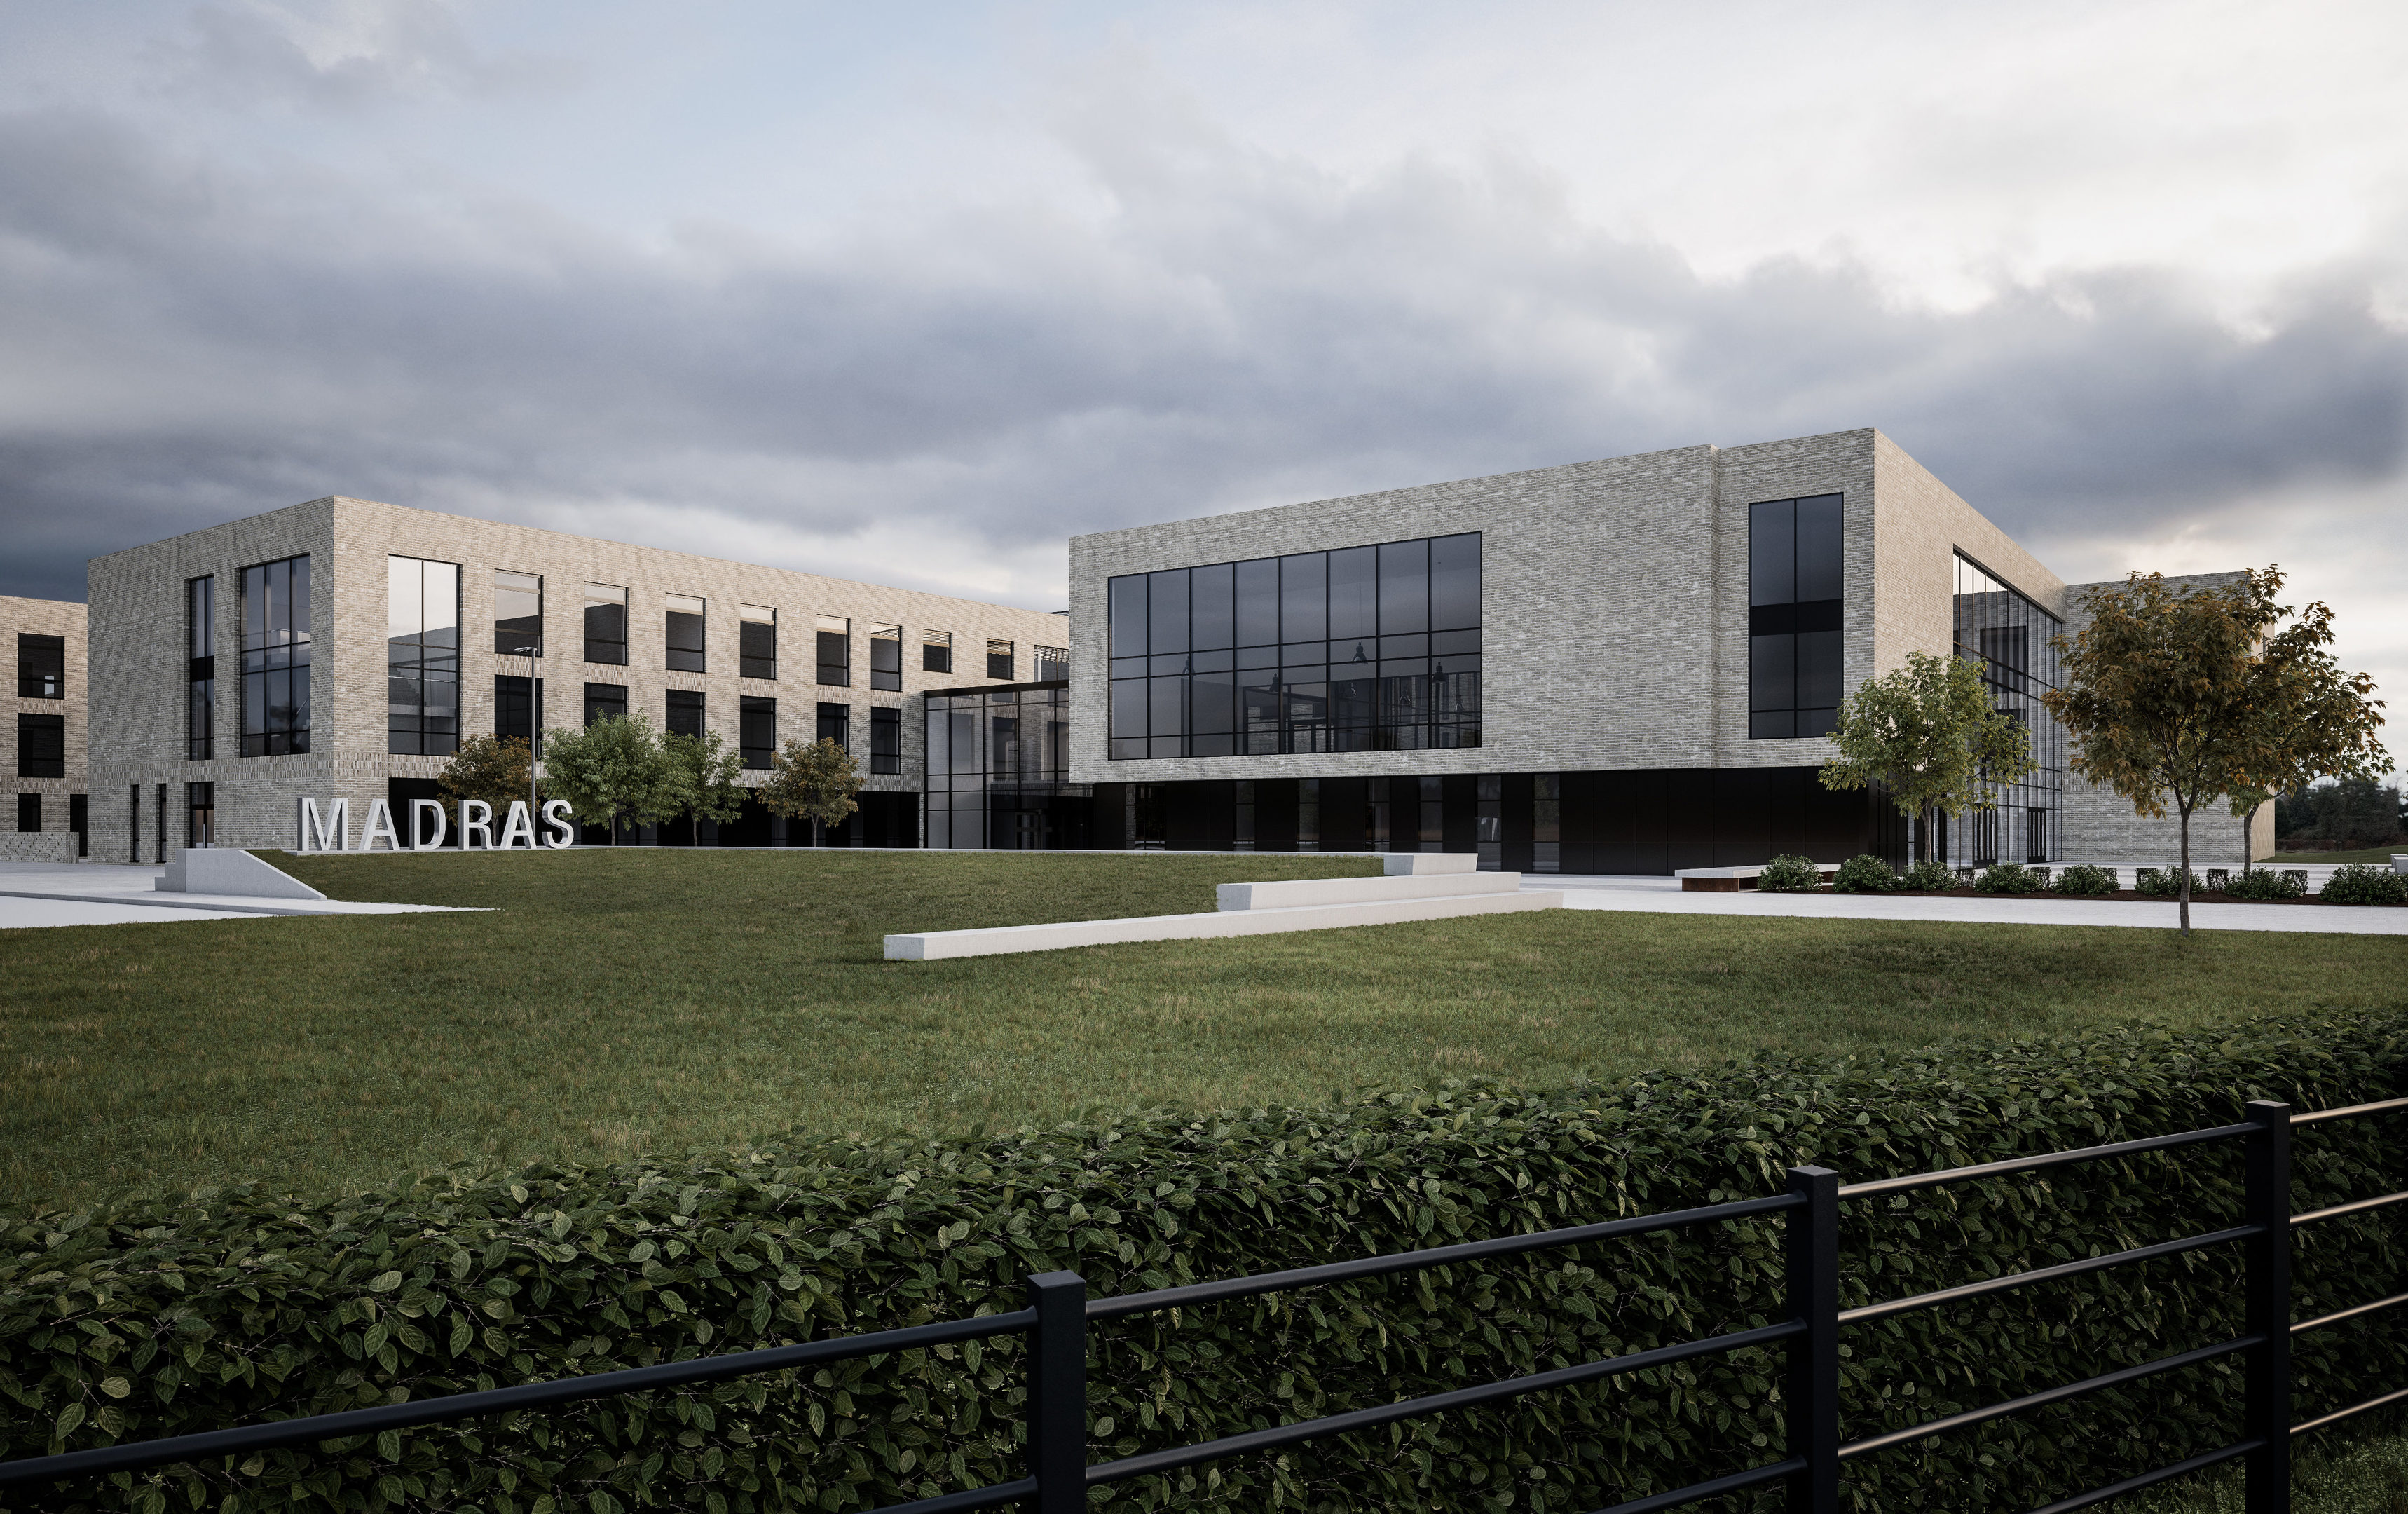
[
  {"x1": 1026, "y1": 1271, "x2": 1088, "y2": 1514},
  {"x1": 1786, "y1": 1165, "x2": 1840, "y2": 1514},
  {"x1": 2244, "y1": 1102, "x2": 2292, "y2": 1514}
]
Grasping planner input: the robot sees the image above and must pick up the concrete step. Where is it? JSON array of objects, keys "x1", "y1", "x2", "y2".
[
  {"x1": 1382, "y1": 853, "x2": 1480, "y2": 875},
  {"x1": 886, "y1": 888, "x2": 1564, "y2": 961},
  {"x1": 1219, "y1": 871, "x2": 1524, "y2": 911}
]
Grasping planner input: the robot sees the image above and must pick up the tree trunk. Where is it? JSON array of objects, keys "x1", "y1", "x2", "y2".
[{"x1": 2177, "y1": 800, "x2": 2194, "y2": 936}]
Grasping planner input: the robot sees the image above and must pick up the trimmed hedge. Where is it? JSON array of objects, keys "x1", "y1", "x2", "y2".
[
  {"x1": 2051, "y1": 864, "x2": 2119, "y2": 897},
  {"x1": 1973, "y1": 863, "x2": 2043, "y2": 895},
  {"x1": 1756, "y1": 854, "x2": 1821, "y2": 892},
  {"x1": 1899, "y1": 860, "x2": 1956, "y2": 893},
  {"x1": 1831, "y1": 855, "x2": 1895, "y2": 895},
  {"x1": 2323, "y1": 865, "x2": 2408, "y2": 906},
  {"x1": 6, "y1": 1014, "x2": 2408, "y2": 1514}
]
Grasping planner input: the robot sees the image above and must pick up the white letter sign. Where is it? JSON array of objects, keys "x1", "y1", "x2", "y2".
[
  {"x1": 411, "y1": 799, "x2": 449, "y2": 850},
  {"x1": 500, "y1": 800, "x2": 536, "y2": 850},
  {"x1": 460, "y1": 800, "x2": 495, "y2": 850},
  {"x1": 542, "y1": 799, "x2": 576, "y2": 849},
  {"x1": 297, "y1": 797, "x2": 349, "y2": 853},
  {"x1": 360, "y1": 799, "x2": 402, "y2": 852}
]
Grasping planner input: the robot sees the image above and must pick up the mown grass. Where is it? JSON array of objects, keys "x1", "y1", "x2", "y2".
[
  {"x1": 2136, "y1": 1426, "x2": 2408, "y2": 1513},
  {"x1": 4, "y1": 848, "x2": 2405, "y2": 1211}
]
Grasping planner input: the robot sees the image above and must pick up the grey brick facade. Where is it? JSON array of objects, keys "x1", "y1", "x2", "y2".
[
  {"x1": 3, "y1": 594, "x2": 88, "y2": 861},
  {"x1": 85, "y1": 496, "x2": 1067, "y2": 859}
]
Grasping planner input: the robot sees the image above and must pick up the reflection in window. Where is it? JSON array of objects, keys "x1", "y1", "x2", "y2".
[
  {"x1": 243, "y1": 554, "x2": 313, "y2": 757},
  {"x1": 1107, "y1": 532, "x2": 1479, "y2": 759},
  {"x1": 494, "y1": 570, "x2": 542, "y2": 657},
  {"x1": 666, "y1": 688, "x2": 704, "y2": 738},
  {"x1": 495, "y1": 675, "x2": 544, "y2": 753},
  {"x1": 987, "y1": 639, "x2": 1014, "y2": 680},
  {"x1": 817, "y1": 701, "x2": 849, "y2": 749},
  {"x1": 186, "y1": 782, "x2": 214, "y2": 848},
  {"x1": 817, "y1": 615, "x2": 849, "y2": 686},
  {"x1": 924, "y1": 684, "x2": 1074, "y2": 848},
  {"x1": 870, "y1": 704, "x2": 900, "y2": 774},
  {"x1": 922, "y1": 628, "x2": 952, "y2": 674},
  {"x1": 1037, "y1": 644, "x2": 1069, "y2": 681},
  {"x1": 869, "y1": 623, "x2": 902, "y2": 691},
  {"x1": 666, "y1": 594, "x2": 706, "y2": 672},
  {"x1": 388, "y1": 556, "x2": 459, "y2": 756},
  {"x1": 186, "y1": 577, "x2": 214, "y2": 759},
  {"x1": 16, "y1": 634, "x2": 64, "y2": 699},
  {"x1": 584, "y1": 583, "x2": 628, "y2": 664},
  {"x1": 1953, "y1": 553, "x2": 2065, "y2": 864},
  {"x1": 741, "y1": 604, "x2": 777, "y2": 680},
  {"x1": 741, "y1": 695, "x2": 777, "y2": 769},
  {"x1": 1747, "y1": 495, "x2": 1844, "y2": 739},
  {"x1": 584, "y1": 683, "x2": 628, "y2": 726}
]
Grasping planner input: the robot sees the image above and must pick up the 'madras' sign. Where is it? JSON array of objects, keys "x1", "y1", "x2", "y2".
[{"x1": 296, "y1": 797, "x2": 578, "y2": 853}]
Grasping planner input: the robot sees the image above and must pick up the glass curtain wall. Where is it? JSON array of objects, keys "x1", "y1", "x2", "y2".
[
  {"x1": 387, "y1": 556, "x2": 460, "y2": 756},
  {"x1": 186, "y1": 577, "x2": 214, "y2": 759},
  {"x1": 1950, "y1": 554, "x2": 2065, "y2": 864},
  {"x1": 1747, "y1": 495, "x2": 1845, "y2": 739},
  {"x1": 1109, "y1": 532, "x2": 1480, "y2": 758},
  {"x1": 925, "y1": 684, "x2": 1081, "y2": 847},
  {"x1": 242, "y1": 555, "x2": 312, "y2": 756}
]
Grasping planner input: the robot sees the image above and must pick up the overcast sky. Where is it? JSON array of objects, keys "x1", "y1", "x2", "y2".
[{"x1": 4, "y1": 1, "x2": 2404, "y2": 743}]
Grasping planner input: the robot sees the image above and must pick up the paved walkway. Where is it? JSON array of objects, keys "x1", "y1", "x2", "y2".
[
  {"x1": 0, "y1": 861, "x2": 473, "y2": 930},
  {"x1": 1538, "y1": 875, "x2": 2408, "y2": 936}
]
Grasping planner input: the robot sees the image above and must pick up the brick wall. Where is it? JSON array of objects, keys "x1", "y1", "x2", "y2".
[{"x1": 1, "y1": 594, "x2": 90, "y2": 849}]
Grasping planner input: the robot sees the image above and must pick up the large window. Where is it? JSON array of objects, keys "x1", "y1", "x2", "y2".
[
  {"x1": 741, "y1": 605, "x2": 777, "y2": 680},
  {"x1": 1953, "y1": 554, "x2": 2065, "y2": 864},
  {"x1": 869, "y1": 624, "x2": 902, "y2": 690},
  {"x1": 494, "y1": 570, "x2": 542, "y2": 657},
  {"x1": 666, "y1": 594, "x2": 706, "y2": 672},
  {"x1": 388, "y1": 555, "x2": 460, "y2": 757},
  {"x1": 1747, "y1": 495, "x2": 1844, "y2": 739},
  {"x1": 817, "y1": 701, "x2": 849, "y2": 750},
  {"x1": 495, "y1": 675, "x2": 544, "y2": 753},
  {"x1": 1037, "y1": 644, "x2": 1069, "y2": 682},
  {"x1": 584, "y1": 683, "x2": 628, "y2": 725},
  {"x1": 870, "y1": 705, "x2": 900, "y2": 774},
  {"x1": 584, "y1": 583, "x2": 628, "y2": 664},
  {"x1": 922, "y1": 629, "x2": 952, "y2": 674},
  {"x1": 740, "y1": 696, "x2": 777, "y2": 769},
  {"x1": 1108, "y1": 533, "x2": 1480, "y2": 758},
  {"x1": 243, "y1": 554, "x2": 311, "y2": 756},
  {"x1": 925, "y1": 684, "x2": 1076, "y2": 848},
  {"x1": 186, "y1": 782, "x2": 214, "y2": 848},
  {"x1": 17, "y1": 714, "x2": 64, "y2": 777},
  {"x1": 186, "y1": 576, "x2": 214, "y2": 760},
  {"x1": 16, "y1": 634, "x2": 63, "y2": 699},
  {"x1": 666, "y1": 688, "x2": 705, "y2": 738},
  {"x1": 817, "y1": 616, "x2": 850, "y2": 686}
]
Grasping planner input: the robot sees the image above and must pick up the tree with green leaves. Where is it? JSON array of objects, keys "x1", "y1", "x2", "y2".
[
  {"x1": 537, "y1": 714, "x2": 681, "y2": 844},
  {"x1": 2041, "y1": 566, "x2": 2387, "y2": 936},
  {"x1": 437, "y1": 734, "x2": 536, "y2": 827},
  {"x1": 1817, "y1": 649, "x2": 2034, "y2": 866},
  {"x1": 758, "y1": 737, "x2": 862, "y2": 846},
  {"x1": 662, "y1": 728, "x2": 748, "y2": 845}
]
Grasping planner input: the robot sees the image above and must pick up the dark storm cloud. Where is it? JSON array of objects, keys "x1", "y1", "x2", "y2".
[{"x1": 1, "y1": 101, "x2": 2401, "y2": 604}]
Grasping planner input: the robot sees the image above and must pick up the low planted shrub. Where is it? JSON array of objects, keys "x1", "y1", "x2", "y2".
[
  {"x1": 1755, "y1": 853, "x2": 1821, "y2": 892},
  {"x1": 2321, "y1": 864, "x2": 2408, "y2": 906},
  {"x1": 2223, "y1": 867, "x2": 2307, "y2": 902},
  {"x1": 1973, "y1": 862, "x2": 2043, "y2": 894},
  {"x1": 6, "y1": 1016, "x2": 2407, "y2": 1514},
  {"x1": 2050, "y1": 864, "x2": 2120, "y2": 897},
  {"x1": 2136, "y1": 866, "x2": 2208, "y2": 898},
  {"x1": 1830, "y1": 854, "x2": 1896, "y2": 894},
  {"x1": 1899, "y1": 859, "x2": 1958, "y2": 892}
]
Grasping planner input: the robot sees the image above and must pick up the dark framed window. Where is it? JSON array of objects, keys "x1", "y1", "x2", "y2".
[
  {"x1": 186, "y1": 575, "x2": 214, "y2": 759},
  {"x1": 16, "y1": 793, "x2": 38, "y2": 832},
  {"x1": 1107, "y1": 532, "x2": 1479, "y2": 759},
  {"x1": 584, "y1": 682, "x2": 628, "y2": 726},
  {"x1": 388, "y1": 555, "x2": 460, "y2": 756},
  {"x1": 1953, "y1": 552, "x2": 2067, "y2": 867},
  {"x1": 1036, "y1": 644, "x2": 1069, "y2": 681},
  {"x1": 817, "y1": 615, "x2": 850, "y2": 686},
  {"x1": 817, "y1": 701, "x2": 849, "y2": 750},
  {"x1": 494, "y1": 570, "x2": 542, "y2": 657},
  {"x1": 740, "y1": 604, "x2": 777, "y2": 680},
  {"x1": 666, "y1": 594, "x2": 706, "y2": 672},
  {"x1": 922, "y1": 629, "x2": 952, "y2": 674},
  {"x1": 186, "y1": 782, "x2": 214, "y2": 847},
  {"x1": 242, "y1": 554, "x2": 311, "y2": 756},
  {"x1": 869, "y1": 624, "x2": 902, "y2": 691},
  {"x1": 16, "y1": 634, "x2": 64, "y2": 699},
  {"x1": 18, "y1": 713, "x2": 65, "y2": 777},
  {"x1": 870, "y1": 705, "x2": 899, "y2": 774},
  {"x1": 584, "y1": 582, "x2": 628, "y2": 664},
  {"x1": 495, "y1": 675, "x2": 545, "y2": 753},
  {"x1": 741, "y1": 696, "x2": 777, "y2": 769},
  {"x1": 666, "y1": 688, "x2": 705, "y2": 738},
  {"x1": 986, "y1": 639, "x2": 1014, "y2": 680},
  {"x1": 1747, "y1": 496, "x2": 1845, "y2": 739}
]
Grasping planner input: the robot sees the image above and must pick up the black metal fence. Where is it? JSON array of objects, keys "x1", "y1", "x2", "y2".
[{"x1": 6, "y1": 1097, "x2": 2402, "y2": 1513}]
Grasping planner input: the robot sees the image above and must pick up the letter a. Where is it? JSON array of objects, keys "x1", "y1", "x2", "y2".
[
  {"x1": 500, "y1": 800, "x2": 536, "y2": 850},
  {"x1": 360, "y1": 800, "x2": 402, "y2": 852}
]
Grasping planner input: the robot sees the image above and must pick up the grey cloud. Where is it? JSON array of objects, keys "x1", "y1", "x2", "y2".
[
  {"x1": 146, "y1": 0, "x2": 573, "y2": 111},
  {"x1": 0, "y1": 100, "x2": 2402, "y2": 608}
]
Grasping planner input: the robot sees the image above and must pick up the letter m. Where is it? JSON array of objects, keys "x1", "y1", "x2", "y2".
[{"x1": 298, "y1": 796, "x2": 349, "y2": 852}]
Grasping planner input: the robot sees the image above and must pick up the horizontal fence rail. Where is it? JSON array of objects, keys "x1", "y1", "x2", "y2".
[{"x1": 5, "y1": 1096, "x2": 2405, "y2": 1511}]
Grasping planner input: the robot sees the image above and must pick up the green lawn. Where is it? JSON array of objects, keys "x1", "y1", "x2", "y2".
[{"x1": 5, "y1": 848, "x2": 2406, "y2": 1212}]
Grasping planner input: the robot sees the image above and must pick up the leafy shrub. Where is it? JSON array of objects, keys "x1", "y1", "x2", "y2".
[
  {"x1": 2224, "y1": 868, "x2": 2307, "y2": 902},
  {"x1": 6, "y1": 1016, "x2": 2407, "y2": 1514},
  {"x1": 2136, "y1": 866, "x2": 2207, "y2": 898},
  {"x1": 2050, "y1": 864, "x2": 2120, "y2": 897},
  {"x1": 1755, "y1": 853, "x2": 1821, "y2": 892},
  {"x1": 1973, "y1": 862, "x2": 2043, "y2": 894},
  {"x1": 1899, "y1": 859, "x2": 1958, "y2": 892},
  {"x1": 1831, "y1": 854, "x2": 1896, "y2": 894},
  {"x1": 2321, "y1": 864, "x2": 2408, "y2": 906}
]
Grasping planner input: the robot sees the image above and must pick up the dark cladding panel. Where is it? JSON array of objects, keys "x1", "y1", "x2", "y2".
[
  {"x1": 1254, "y1": 777, "x2": 1300, "y2": 851},
  {"x1": 1163, "y1": 780, "x2": 1235, "y2": 850},
  {"x1": 1442, "y1": 775, "x2": 1479, "y2": 854},
  {"x1": 1318, "y1": 776, "x2": 1368, "y2": 852}
]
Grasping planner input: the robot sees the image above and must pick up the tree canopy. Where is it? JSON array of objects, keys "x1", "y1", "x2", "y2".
[
  {"x1": 758, "y1": 737, "x2": 862, "y2": 844},
  {"x1": 662, "y1": 729, "x2": 748, "y2": 845},
  {"x1": 1818, "y1": 650, "x2": 2033, "y2": 864},
  {"x1": 437, "y1": 735, "x2": 535, "y2": 825},
  {"x1": 538, "y1": 714, "x2": 681, "y2": 843}
]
